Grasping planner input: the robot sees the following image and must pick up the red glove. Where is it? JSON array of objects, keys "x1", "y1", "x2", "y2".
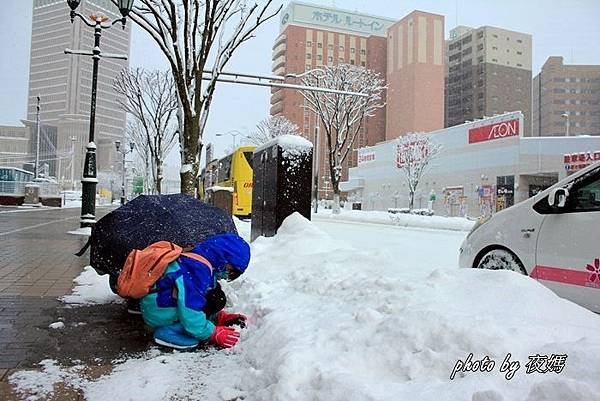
[
  {"x1": 215, "y1": 311, "x2": 247, "y2": 328},
  {"x1": 209, "y1": 326, "x2": 240, "y2": 348}
]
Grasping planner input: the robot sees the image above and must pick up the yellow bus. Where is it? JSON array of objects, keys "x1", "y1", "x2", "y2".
[{"x1": 201, "y1": 145, "x2": 255, "y2": 217}]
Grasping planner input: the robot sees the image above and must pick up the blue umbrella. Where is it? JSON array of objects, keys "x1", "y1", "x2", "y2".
[{"x1": 85, "y1": 193, "x2": 237, "y2": 278}]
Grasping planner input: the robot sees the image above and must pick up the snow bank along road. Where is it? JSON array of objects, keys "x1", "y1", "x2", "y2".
[{"x1": 9, "y1": 213, "x2": 600, "y2": 401}]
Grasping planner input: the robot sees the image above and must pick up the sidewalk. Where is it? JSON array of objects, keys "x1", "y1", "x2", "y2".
[{"x1": 0, "y1": 207, "x2": 150, "y2": 400}]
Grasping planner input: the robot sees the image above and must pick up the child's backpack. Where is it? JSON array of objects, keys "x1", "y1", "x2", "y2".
[{"x1": 117, "y1": 241, "x2": 212, "y2": 299}]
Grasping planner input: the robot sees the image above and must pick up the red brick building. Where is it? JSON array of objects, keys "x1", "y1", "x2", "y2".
[
  {"x1": 386, "y1": 11, "x2": 445, "y2": 139},
  {"x1": 270, "y1": 2, "x2": 444, "y2": 199},
  {"x1": 271, "y1": 2, "x2": 394, "y2": 198}
]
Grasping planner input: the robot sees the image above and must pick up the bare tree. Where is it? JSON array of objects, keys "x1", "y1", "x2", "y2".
[
  {"x1": 116, "y1": 0, "x2": 281, "y2": 195},
  {"x1": 114, "y1": 68, "x2": 178, "y2": 194},
  {"x1": 248, "y1": 115, "x2": 300, "y2": 146},
  {"x1": 395, "y1": 132, "x2": 442, "y2": 211},
  {"x1": 300, "y1": 64, "x2": 385, "y2": 214}
]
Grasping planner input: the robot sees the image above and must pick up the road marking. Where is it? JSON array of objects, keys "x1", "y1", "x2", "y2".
[{"x1": 0, "y1": 216, "x2": 79, "y2": 236}]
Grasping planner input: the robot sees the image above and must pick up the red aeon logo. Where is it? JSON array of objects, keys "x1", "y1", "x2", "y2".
[{"x1": 468, "y1": 119, "x2": 519, "y2": 144}]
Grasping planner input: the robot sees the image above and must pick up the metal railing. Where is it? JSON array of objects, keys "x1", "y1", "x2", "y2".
[{"x1": 0, "y1": 181, "x2": 60, "y2": 197}]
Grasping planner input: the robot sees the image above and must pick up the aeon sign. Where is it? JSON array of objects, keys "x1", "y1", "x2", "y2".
[{"x1": 468, "y1": 119, "x2": 520, "y2": 144}]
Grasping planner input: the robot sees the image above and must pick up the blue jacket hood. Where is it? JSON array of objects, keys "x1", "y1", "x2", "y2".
[{"x1": 191, "y1": 233, "x2": 251, "y2": 274}]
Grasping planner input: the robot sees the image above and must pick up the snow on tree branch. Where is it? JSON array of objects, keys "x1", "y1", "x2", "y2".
[
  {"x1": 248, "y1": 116, "x2": 301, "y2": 146},
  {"x1": 300, "y1": 64, "x2": 385, "y2": 213},
  {"x1": 114, "y1": 0, "x2": 282, "y2": 195},
  {"x1": 114, "y1": 68, "x2": 178, "y2": 194},
  {"x1": 395, "y1": 132, "x2": 442, "y2": 210}
]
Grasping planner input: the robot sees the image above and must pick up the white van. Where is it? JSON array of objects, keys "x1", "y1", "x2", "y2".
[{"x1": 459, "y1": 162, "x2": 600, "y2": 313}]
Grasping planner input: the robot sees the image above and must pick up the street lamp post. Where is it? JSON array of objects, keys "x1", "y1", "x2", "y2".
[
  {"x1": 216, "y1": 130, "x2": 245, "y2": 150},
  {"x1": 35, "y1": 95, "x2": 41, "y2": 180},
  {"x1": 115, "y1": 140, "x2": 135, "y2": 205},
  {"x1": 64, "y1": 0, "x2": 134, "y2": 227},
  {"x1": 561, "y1": 113, "x2": 570, "y2": 137}
]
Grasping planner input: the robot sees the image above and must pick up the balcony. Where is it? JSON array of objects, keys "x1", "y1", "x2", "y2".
[
  {"x1": 271, "y1": 55, "x2": 285, "y2": 72},
  {"x1": 272, "y1": 42, "x2": 286, "y2": 59},
  {"x1": 272, "y1": 34, "x2": 286, "y2": 50}
]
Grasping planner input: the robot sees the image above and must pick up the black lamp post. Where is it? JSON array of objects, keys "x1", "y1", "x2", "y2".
[
  {"x1": 115, "y1": 140, "x2": 135, "y2": 205},
  {"x1": 65, "y1": 0, "x2": 134, "y2": 227}
]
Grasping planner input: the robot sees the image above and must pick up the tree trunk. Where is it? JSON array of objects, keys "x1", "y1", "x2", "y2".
[
  {"x1": 180, "y1": 112, "x2": 200, "y2": 196},
  {"x1": 156, "y1": 159, "x2": 162, "y2": 194},
  {"x1": 409, "y1": 190, "x2": 415, "y2": 211},
  {"x1": 332, "y1": 179, "x2": 341, "y2": 215}
]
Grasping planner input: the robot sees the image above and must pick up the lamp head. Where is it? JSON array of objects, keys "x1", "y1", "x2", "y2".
[
  {"x1": 115, "y1": 140, "x2": 121, "y2": 152},
  {"x1": 116, "y1": 0, "x2": 134, "y2": 18},
  {"x1": 66, "y1": 0, "x2": 81, "y2": 11}
]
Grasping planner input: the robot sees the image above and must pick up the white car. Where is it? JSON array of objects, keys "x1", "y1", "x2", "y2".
[{"x1": 459, "y1": 162, "x2": 600, "y2": 313}]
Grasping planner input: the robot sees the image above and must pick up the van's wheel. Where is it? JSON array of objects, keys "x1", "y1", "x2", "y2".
[{"x1": 476, "y1": 249, "x2": 526, "y2": 275}]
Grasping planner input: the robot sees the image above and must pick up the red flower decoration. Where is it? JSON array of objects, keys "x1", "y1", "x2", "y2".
[{"x1": 586, "y1": 258, "x2": 600, "y2": 282}]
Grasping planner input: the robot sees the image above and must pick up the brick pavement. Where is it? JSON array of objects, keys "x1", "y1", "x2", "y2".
[{"x1": 0, "y1": 206, "x2": 153, "y2": 400}]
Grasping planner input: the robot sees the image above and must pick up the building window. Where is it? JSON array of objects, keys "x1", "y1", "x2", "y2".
[
  {"x1": 477, "y1": 56, "x2": 484, "y2": 63},
  {"x1": 351, "y1": 48, "x2": 356, "y2": 54},
  {"x1": 492, "y1": 46, "x2": 498, "y2": 50},
  {"x1": 492, "y1": 58, "x2": 498, "y2": 62},
  {"x1": 317, "y1": 54, "x2": 322, "y2": 61},
  {"x1": 328, "y1": 44, "x2": 333, "y2": 51},
  {"x1": 339, "y1": 58, "x2": 344, "y2": 63},
  {"x1": 350, "y1": 59, "x2": 355, "y2": 65},
  {"x1": 517, "y1": 39, "x2": 523, "y2": 43},
  {"x1": 306, "y1": 53, "x2": 311, "y2": 59},
  {"x1": 477, "y1": 44, "x2": 483, "y2": 51},
  {"x1": 328, "y1": 56, "x2": 333, "y2": 62},
  {"x1": 317, "y1": 43, "x2": 322, "y2": 49},
  {"x1": 307, "y1": 41, "x2": 312, "y2": 47},
  {"x1": 361, "y1": 61, "x2": 366, "y2": 67},
  {"x1": 306, "y1": 64, "x2": 311, "y2": 70},
  {"x1": 493, "y1": 34, "x2": 498, "y2": 38},
  {"x1": 517, "y1": 51, "x2": 522, "y2": 55},
  {"x1": 477, "y1": 31, "x2": 484, "y2": 39},
  {"x1": 339, "y1": 45, "x2": 344, "y2": 52},
  {"x1": 360, "y1": 49, "x2": 366, "y2": 55},
  {"x1": 517, "y1": 63, "x2": 523, "y2": 67}
]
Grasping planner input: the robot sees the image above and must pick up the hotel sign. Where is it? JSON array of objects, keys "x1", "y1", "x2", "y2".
[
  {"x1": 468, "y1": 118, "x2": 520, "y2": 144},
  {"x1": 281, "y1": 2, "x2": 395, "y2": 37}
]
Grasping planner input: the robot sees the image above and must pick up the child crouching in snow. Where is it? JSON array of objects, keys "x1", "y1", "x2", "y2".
[{"x1": 140, "y1": 233, "x2": 251, "y2": 350}]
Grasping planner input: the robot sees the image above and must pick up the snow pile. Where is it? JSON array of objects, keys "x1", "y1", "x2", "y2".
[
  {"x1": 60, "y1": 266, "x2": 122, "y2": 306},
  {"x1": 11, "y1": 214, "x2": 600, "y2": 400},
  {"x1": 49, "y1": 322, "x2": 65, "y2": 330},
  {"x1": 255, "y1": 134, "x2": 313, "y2": 154},
  {"x1": 316, "y1": 208, "x2": 475, "y2": 232},
  {"x1": 234, "y1": 214, "x2": 600, "y2": 400}
]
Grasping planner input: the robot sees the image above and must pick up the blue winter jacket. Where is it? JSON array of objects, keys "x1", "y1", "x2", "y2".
[{"x1": 140, "y1": 233, "x2": 250, "y2": 340}]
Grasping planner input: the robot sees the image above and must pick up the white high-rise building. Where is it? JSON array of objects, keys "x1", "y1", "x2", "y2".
[{"x1": 27, "y1": 0, "x2": 131, "y2": 183}]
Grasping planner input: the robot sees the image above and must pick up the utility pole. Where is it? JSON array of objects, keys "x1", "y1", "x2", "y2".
[
  {"x1": 35, "y1": 95, "x2": 41, "y2": 179},
  {"x1": 70, "y1": 136, "x2": 76, "y2": 190},
  {"x1": 312, "y1": 125, "x2": 320, "y2": 213}
]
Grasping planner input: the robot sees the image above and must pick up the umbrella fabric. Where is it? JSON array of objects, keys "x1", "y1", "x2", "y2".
[{"x1": 89, "y1": 194, "x2": 237, "y2": 277}]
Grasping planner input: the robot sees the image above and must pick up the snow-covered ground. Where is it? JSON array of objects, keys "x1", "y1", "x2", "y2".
[{"x1": 10, "y1": 214, "x2": 600, "y2": 401}]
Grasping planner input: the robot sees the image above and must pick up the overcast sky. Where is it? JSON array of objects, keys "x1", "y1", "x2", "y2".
[{"x1": 1, "y1": 0, "x2": 599, "y2": 173}]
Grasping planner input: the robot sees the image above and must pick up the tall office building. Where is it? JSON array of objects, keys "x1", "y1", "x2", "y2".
[
  {"x1": 445, "y1": 25, "x2": 532, "y2": 135},
  {"x1": 533, "y1": 56, "x2": 600, "y2": 137},
  {"x1": 271, "y1": 1, "x2": 394, "y2": 197},
  {"x1": 27, "y1": 0, "x2": 131, "y2": 183},
  {"x1": 386, "y1": 10, "x2": 445, "y2": 139}
]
